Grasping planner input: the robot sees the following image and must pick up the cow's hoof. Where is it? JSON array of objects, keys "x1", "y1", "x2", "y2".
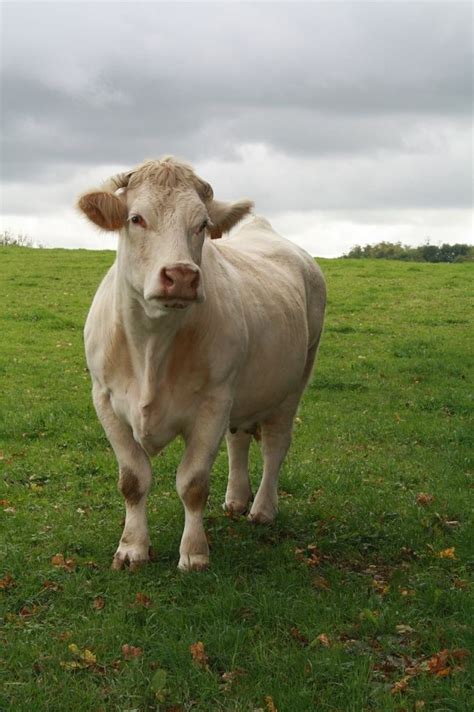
[
  {"x1": 223, "y1": 499, "x2": 250, "y2": 516},
  {"x1": 178, "y1": 553, "x2": 209, "y2": 572},
  {"x1": 111, "y1": 555, "x2": 149, "y2": 571},
  {"x1": 248, "y1": 506, "x2": 277, "y2": 525}
]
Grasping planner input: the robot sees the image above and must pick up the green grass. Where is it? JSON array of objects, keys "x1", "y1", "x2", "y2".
[{"x1": 1, "y1": 247, "x2": 472, "y2": 712}]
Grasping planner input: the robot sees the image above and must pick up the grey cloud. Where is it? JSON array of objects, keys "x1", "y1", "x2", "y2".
[{"x1": 1, "y1": 1, "x2": 472, "y2": 214}]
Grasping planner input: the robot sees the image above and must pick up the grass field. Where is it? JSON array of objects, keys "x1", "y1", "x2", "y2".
[{"x1": 0, "y1": 246, "x2": 472, "y2": 712}]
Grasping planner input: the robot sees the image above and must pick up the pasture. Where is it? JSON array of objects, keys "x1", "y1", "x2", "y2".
[{"x1": 1, "y1": 247, "x2": 472, "y2": 711}]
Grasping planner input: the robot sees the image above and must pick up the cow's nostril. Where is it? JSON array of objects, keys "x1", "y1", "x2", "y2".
[{"x1": 162, "y1": 270, "x2": 174, "y2": 288}]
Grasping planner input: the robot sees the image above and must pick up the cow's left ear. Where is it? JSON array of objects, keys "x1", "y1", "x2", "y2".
[
  {"x1": 206, "y1": 199, "x2": 254, "y2": 239},
  {"x1": 77, "y1": 191, "x2": 128, "y2": 231}
]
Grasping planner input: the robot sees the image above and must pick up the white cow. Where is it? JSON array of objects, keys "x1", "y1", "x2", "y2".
[{"x1": 79, "y1": 157, "x2": 326, "y2": 571}]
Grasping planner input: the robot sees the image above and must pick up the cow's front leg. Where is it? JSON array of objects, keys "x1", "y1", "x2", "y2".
[
  {"x1": 93, "y1": 385, "x2": 152, "y2": 570},
  {"x1": 176, "y1": 396, "x2": 231, "y2": 571}
]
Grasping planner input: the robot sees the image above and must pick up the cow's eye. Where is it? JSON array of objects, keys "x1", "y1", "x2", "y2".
[
  {"x1": 198, "y1": 219, "x2": 208, "y2": 233},
  {"x1": 129, "y1": 214, "x2": 146, "y2": 228}
]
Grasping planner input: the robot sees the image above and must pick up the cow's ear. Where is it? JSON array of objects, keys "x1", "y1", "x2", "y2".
[
  {"x1": 206, "y1": 199, "x2": 253, "y2": 239},
  {"x1": 77, "y1": 191, "x2": 128, "y2": 231}
]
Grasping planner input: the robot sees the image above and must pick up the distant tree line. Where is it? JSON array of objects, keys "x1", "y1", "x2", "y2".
[{"x1": 343, "y1": 241, "x2": 473, "y2": 263}]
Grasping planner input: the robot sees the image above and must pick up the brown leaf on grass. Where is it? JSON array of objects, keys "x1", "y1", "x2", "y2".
[
  {"x1": 93, "y1": 596, "x2": 105, "y2": 610},
  {"x1": 391, "y1": 675, "x2": 411, "y2": 694},
  {"x1": 220, "y1": 668, "x2": 245, "y2": 691},
  {"x1": 265, "y1": 696, "x2": 278, "y2": 712},
  {"x1": 416, "y1": 493, "x2": 434, "y2": 506},
  {"x1": 294, "y1": 544, "x2": 322, "y2": 567},
  {"x1": 0, "y1": 498, "x2": 11, "y2": 507},
  {"x1": 0, "y1": 573, "x2": 15, "y2": 589},
  {"x1": 51, "y1": 554, "x2": 76, "y2": 572},
  {"x1": 452, "y1": 578, "x2": 468, "y2": 589},
  {"x1": 437, "y1": 547, "x2": 456, "y2": 559},
  {"x1": 395, "y1": 625, "x2": 415, "y2": 635},
  {"x1": 133, "y1": 591, "x2": 152, "y2": 608},
  {"x1": 372, "y1": 579, "x2": 390, "y2": 596},
  {"x1": 58, "y1": 631, "x2": 72, "y2": 641},
  {"x1": 312, "y1": 575, "x2": 330, "y2": 590},
  {"x1": 122, "y1": 644, "x2": 143, "y2": 660},
  {"x1": 290, "y1": 627, "x2": 309, "y2": 646},
  {"x1": 60, "y1": 643, "x2": 97, "y2": 670},
  {"x1": 315, "y1": 633, "x2": 330, "y2": 647},
  {"x1": 415, "y1": 702, "x2": 426, "y2": 711},
  {"x1": 427, "y1": 648, "x2": 469, "y2": 676},
  {"x1": 42, "y1": 580, "x2": 63, "y2": 592},
  {"x1": 189, "y1": 641, "x2": 209, "y2": 669},
  {"x1": 19, "y1": 606, "x2": 39, "y2": 618}
]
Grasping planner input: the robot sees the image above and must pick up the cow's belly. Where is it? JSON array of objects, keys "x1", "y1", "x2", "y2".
[{"x1": 229, "y1": 339, "x2": 307, "y2": 428}]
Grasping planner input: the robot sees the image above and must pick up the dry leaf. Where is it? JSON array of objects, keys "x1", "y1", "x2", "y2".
[
  {"x1": 121, "y1": 644, "x2": 143, "y2": 660},
  {"x1": 133, "y1": 591, "x2": 152, "y2": 608},
  {"x1": 312, "y1": 576, "x2": 330, "y2": 590},
  {"x1": 190, "y1": 641, "x2": 209, "y2": 668},
  {"x1": 42, "y1": 580, "x2": 62, "y2": 592},
  {"x1": 437, "y1": 547, "x2": 456, "y2": 559},
  {"x1": 391, "y1": 675, "x2": 411, "y2": 694},
  {"x1": 51, "y1": 554, "x2": 76, "y2": 572},
  {"x1": 93, "y1": 596, "x2": 105, "y2": 610},
  {"x1": 0, "y1": 573, "x2": 15, "y2": 589},
  {"x1": 416, "y1": 493, "x2": 434, "y2": 506},
  {"x1": 265, "y1": 696, "x2": 278, "y2": 712},
  {"x1": 316, "y1": 633, "x2": 330, "y2": 647},
  {"x1": 290, "y1": 627, "x2": 309, "y2": 646},
  {"x1": 415, "y1": 702, "x2": 426, "y2": 711},
  {"x1": 395, "y1": 625, "x2": 415, "y2": 635},
  {"x1": 0, "y1": 499, "x2": 11, "y2": 507}
]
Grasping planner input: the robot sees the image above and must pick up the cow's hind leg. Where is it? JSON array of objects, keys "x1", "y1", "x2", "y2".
[
  {"x1": 224, "y1": 430, "x2": 253, "y2": 514},
  {"x1": 93, "y1": 385, "x2": 152, "y2": 570},
  {"x1": 248, "y1": 407, "x2": 294, "y2": 524},
  {"x1": 248, "y1": 341, "x2": 319, "y2": 524}
]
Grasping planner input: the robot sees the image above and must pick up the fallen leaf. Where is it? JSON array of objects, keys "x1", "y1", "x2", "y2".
[
  {"x1": 121, "y1": 644, "x2": 143, "y2": 660},
  {"x1": 60, "y1": 643, "x2": 97, "y2": 670},
  {"x1": 415, "y1": 702, "x2": 426, "y2": 711},
  {"x1": 437, "y1": 547, "x2": 456, "y2": 559},
  {"x1": 265, "y1": 696, "x2": 278, "y2": 712},
  {"x1": 19, "y1": 606, "x2": 38, "y2": 618},
  {"x1": 452, "y1": 578, "x2": 468, "y2": 589},
  {"x1": 0, "y1": 573, "x2": 15, "y2": 589},
  {"x1": 42, "y1": 580, "x2": 62, "y2": 592},
  {"x1": 133, "y1": 591, "x2": 152, "y2": 608},
  {"x1": 58, "y1": 631, "x2": 72, "y2": 641},
  {"x1": 396, "y1": 625, "x2": 415, "y2": 635},
  {"x1": 0, "y1": 499, "x2": 11, "y2": 507},
  {"x1": 189, "y1": 641, "x2": 209, "y2": 668},
  {"x1": 93, "y1": 596, "x2": 105, "y2": 610},
  {"x1": 315, "y1": 633, "x2": 330, "y2": 647},
  {"x1": 290, "y1": 627, "x2": 309, "y2": 646},
  {"x1": 312, "y1": 575, "x2": 330, "y2": 590},
  {"x1": 416, "y1": 493, "x2": 434, "y2": 506},
  {"x1": 51, "y1": 554, "x2": 76, "y2": 572},
  {"x1": 391, "y1": 675, "x2": 411, "y2": 694}
]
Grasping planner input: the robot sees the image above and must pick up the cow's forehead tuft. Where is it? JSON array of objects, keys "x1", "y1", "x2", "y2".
[{"x1": 128, "y1": 157, "x2": 197, "y2": 192}]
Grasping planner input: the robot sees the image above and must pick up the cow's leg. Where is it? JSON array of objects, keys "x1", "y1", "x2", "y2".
[
  {"x1": 177, "y1": 396, "x2": 231, "y2": 571},
  {"x1": 224, "y1": 430, "x2": 253, "y2": 514},
  {"x1": 93, "y1": 385, "x2": 152, "y2": 570},
  {"x1": 249, "y1": 342, "x2": 319, "y2": 524},
  {"x1": 248, "y1": 396, "x2": 300, "y2": 524}
]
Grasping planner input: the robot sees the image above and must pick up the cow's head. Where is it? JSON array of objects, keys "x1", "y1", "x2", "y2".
[{"x1": 78, "y1": 157, "x2": 253, "y2": 316}]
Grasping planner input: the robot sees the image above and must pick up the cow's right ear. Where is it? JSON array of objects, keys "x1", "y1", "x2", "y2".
[{"x1": 77, "y1": 191, "x2": 128, "y2": 231}]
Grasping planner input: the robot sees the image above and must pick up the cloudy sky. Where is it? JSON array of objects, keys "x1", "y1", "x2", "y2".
[{"x1": 1, "y1": 1, "x2": 472, "y2": 256}]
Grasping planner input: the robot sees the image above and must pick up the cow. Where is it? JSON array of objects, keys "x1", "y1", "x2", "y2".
[{"x1": 78, "y1": 157, "x2": 326, "y2": 571}]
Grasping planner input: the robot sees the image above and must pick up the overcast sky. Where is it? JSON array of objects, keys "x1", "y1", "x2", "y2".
[{"x1": 1, "y1": 1, "x2": 472, "y2": 256}]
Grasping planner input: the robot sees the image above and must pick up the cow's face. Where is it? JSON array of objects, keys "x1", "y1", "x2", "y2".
[{"x1": 78, "y1": 159, "x2": 253, "y2": 318}]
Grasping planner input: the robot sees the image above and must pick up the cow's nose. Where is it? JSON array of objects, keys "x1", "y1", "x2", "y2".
[{"x1": 160, "y1": 264, "x2": 200, "y2": 300}]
